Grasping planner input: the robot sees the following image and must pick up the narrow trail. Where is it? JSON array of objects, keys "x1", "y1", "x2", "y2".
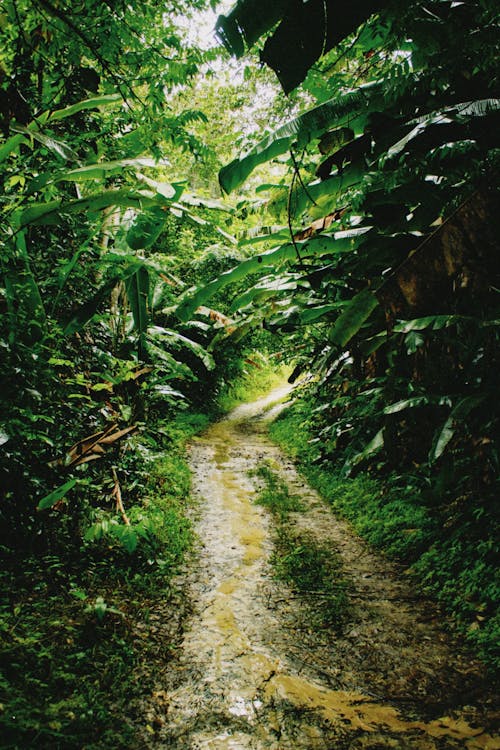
[{"x1": 150, "y1": 386, "x2": 499, "y2": 749}]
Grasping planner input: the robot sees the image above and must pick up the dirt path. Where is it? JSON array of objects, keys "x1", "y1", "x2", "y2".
[{"x1": 148, "y1": 386, "x2": 499, "y2": 749}]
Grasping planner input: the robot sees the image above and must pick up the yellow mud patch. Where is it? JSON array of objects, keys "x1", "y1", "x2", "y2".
[{"x1": 159, "y1": 384, "x2": 499, "y2": 750}]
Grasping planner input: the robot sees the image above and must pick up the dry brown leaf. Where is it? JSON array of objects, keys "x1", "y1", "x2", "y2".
[{"x1": 99, "y1": 424, "x2": 138, "y2": 445}]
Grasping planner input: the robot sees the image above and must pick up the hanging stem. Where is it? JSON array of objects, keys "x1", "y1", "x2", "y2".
[{"x1": 111, "y1": 467, "x2": 130, "y2": 526}]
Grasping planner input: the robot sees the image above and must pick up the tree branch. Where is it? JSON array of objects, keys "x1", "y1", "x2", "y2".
[{"x1": 35, "y1": 0, "x2": 146, "y2": 109}]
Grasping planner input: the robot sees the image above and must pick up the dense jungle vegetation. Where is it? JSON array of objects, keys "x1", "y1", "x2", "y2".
[{"x1": 1, "y1": 0, "x2": 499, "y2": 745}]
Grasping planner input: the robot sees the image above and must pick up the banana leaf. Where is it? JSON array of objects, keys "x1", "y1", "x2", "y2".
[
  {"x1": 216, "y1": 1, "x2": 289, "y2": 56},
  {"x1": 57, "y1": 157, "x2": 170, "y2": 182},
  {"x1": 18, "y1": 188, "x2": 165, "y2": 227},
  {"x1": 329, "y1": 289, "x2": 379, "y2": 348},
  {"x1": 148, "y1": 326, "x2": 215, "y2": 371},
  {"x1": 176, "y1": 227, "x2": 371, "y2": 322},
  {"x1": 126, "y1": 265, "x2": 150, "y2": 358},
  {"x1": 219, "y1": 81, "x2": 381, "y2": 193}
]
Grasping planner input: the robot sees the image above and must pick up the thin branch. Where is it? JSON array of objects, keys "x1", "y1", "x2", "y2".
[
  {"x1": 320, "y1": 0, "x2": 329, "y2": 60},
  {"x1": 289, "y1": 148, "x2": 318, "y2": 207},
  {"x1": 35, "y1": 0, "x2": 146, "y2": 109},
  {"x1": 111, "y1": 467, "x2": 130, "y2": 526},
  {"x1": 287, "y1": 161, "x2": 304, "y2": 269},
  {"x1": 321, "y1": 21, "x2": 368, "y2": 75}
]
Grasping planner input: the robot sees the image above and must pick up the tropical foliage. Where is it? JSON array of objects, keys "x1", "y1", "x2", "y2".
[
  {"x1": 172, "y1": 0, "x2": 500, "y2": 665},
  {"x1": 1, "y1": 3, "x2": 499, "y2": 744},
  {"x1": 0, "y1": 0, "x2": 255, "y2": 553},
  {"x1": 0, "y1": 0, "x2": 283, "y2": 744}
]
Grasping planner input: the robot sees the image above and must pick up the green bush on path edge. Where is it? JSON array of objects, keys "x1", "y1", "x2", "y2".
[
  {"x1": 268, "y1": 400, "x2": 500, "y2": 677},
  {"x1": 0, "y1": 411, "x2": 209, "y2": 750}
]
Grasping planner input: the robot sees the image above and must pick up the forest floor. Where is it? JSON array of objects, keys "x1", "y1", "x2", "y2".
[{"x1": 138, "y1": 385, "x2": 499, "y2": 749}]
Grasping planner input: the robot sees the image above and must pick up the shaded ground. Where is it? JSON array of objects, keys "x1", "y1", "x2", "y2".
[{"x1": 141, "y1": 386, "x2": 499, "y2": 749}]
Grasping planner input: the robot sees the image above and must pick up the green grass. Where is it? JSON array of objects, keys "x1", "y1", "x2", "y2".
[
  {"x1": 252, "y1": 461, "x2": 304, "y2": 518},
  {"x1": 253, "y1": 461, "x2": 349, "y2": 630},
  {"x1": 269, "y1": 400, "x2": 500, "y2": 674},
  {"x1": 217, "y1": 353, "x2": 290, "y2": 412},
  {"x1": 0, "y1": 410, "x2": 208, "y2": 749},
  {"x1": 272, "y1": 528, "x2": 350, "y2": 630}
]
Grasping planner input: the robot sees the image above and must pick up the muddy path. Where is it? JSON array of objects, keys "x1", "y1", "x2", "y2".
[{"x1": 148, "y1": 386, "x2": 499, "y2": 749}]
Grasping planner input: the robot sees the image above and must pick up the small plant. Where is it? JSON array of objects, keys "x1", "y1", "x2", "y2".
[
  {"x1": 253, "y1": 461, "x2": 349, "y2": 630},
  {"x1": 85, "y1": 595, "x2": 123, "y2": 622},
  {"x1": 252, "y1": 462, "x2": 304, "y2": 518},
  {"x1": 272, "y1": 528, "x2": 350, "y2": 630}
]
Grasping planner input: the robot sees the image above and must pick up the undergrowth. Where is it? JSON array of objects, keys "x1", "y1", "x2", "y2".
[
  {"x1": 252, "y1": 462, "x2": 304, "y2": 518},
  {"x1": 0, "y1": 411, "x2": 208, "y2": 749},
  {"x1": 253, "y1": 461, "x2": 349, "y2": 631},
  {"x1": 269, "y1": 398, "x2": 500, "y2": 675},
  {"x1": 272, "y1": 528, "x2": 350, "y2": 630},
  {"x1": 216, "y1": 353, "x2": 290, "y2": 413}
]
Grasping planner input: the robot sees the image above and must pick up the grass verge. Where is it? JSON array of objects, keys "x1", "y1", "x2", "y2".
[
  {"x1": 268, "y1": 399, "x2": 500, "y2": 675},
  {"x1": 216, "y1": 353, "x2": 290, "y2": 413},
  {"x1": 253, "y1": 461, "x2": 349, "y2": 631},
  {"x1": 0, "y1": 411, "x2": 209, "y2": 749}
]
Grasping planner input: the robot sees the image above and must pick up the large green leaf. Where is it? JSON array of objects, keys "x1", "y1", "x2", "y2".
[
  {"x1": 219, "y1": 82, "x2": 381, "y2": 193},
  {"x1": 135, "y1": 174, "x2": 185, "y2": 201},
  {"x1": 148, "y1": 326, "x2": 215, "y2": 370},
  {"x1": 429, "y1": 394, "x2": 486, "y2": 462},
  {"x1": 57, "y1": 157, "x2": 170, "y2": 182},
  {"x1": 216, "y1": 1, "x2": 289, "y2": 56},
  {"x1": 48, "y1": 94, "x2": 122, "y2": 121},
  {"x1": 1, "y1": 95, "x2": 119, "y2": 165},
  {"x1": 125, "y1": 265, "x2": 150, "y2": 358},
  {"x1": 329, "y1": 289, "x2": 379, "y2": 348},
  {"x1": 12, "y1": 123, "x2": 78, "y2": 161},
  {"x1": 217, "y1": 0, "x2": 383, "y2": 93},
  {"x1": 38, "y1": 478, "x2": 78, "y2": 510},
  {"x1": 276, "y1": 164, "x2": 364, "y2": 218},
  {"x1": 229, "y1": 276, "x2": 299, "y2": 312},
  {"x1": 298, "y1": 303, "x2": 344, "y2": 325},
  {"x1": 383, "y1": 395, "x2": 451, "y2": 415},
  {"x1": 350, "y1": 428, "x2": 385, "y2": 469},
  {"x1": 393, "y1": 315, "x2": 464, "y2": 333},
  {"x1": 384, "y1": 99, "x2": 500, "y2": 164},
  {"x1": 18, "y1": 189, "x2": 163, "y2": 227},
  {"x1": 176, "y1": 227, "x2": 371, "y2": 322}
]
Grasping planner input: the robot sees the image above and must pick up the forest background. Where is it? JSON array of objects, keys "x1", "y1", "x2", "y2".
[{"x1": 0, "y1": 0, "x2": 498, "y2": 746}]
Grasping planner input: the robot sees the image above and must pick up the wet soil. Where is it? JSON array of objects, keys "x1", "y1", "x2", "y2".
[{"x1": 144, "y1": 386, "x2": 499, "y2": 749}]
